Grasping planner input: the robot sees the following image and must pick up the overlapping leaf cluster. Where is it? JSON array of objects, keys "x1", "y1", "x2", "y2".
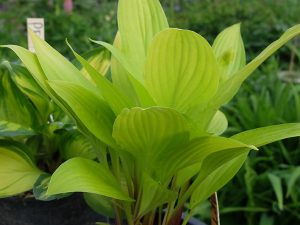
[{"x1": 2, "y1": 0, "x2": 300, "y2": 224}]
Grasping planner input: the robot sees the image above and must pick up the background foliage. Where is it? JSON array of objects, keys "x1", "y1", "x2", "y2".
[{"x1": 1, "y1": 0, "x2": 300, "y2": 224}]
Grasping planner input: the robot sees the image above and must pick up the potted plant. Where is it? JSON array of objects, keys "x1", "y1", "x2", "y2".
[{"x1": 2, "y1": 0, "x2": 300, "y2": 224}]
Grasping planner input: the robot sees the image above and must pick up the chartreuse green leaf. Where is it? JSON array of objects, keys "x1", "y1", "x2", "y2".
[
  {"x1": 268, "y1": 173, "x2": 284, "y2": 210},
  {"x1": 158, "y1": 136, "x2": 256, "y2": 182},
  {"x1": 138, "y1": 173, "x2": 177, "y2": 217},
  {"x1": 207, "y1": 110, "x2": 228, "y2": 135},
  {"x1": 28, "y1": 30, "x2": 96, "y2": 91},
  {"x1": 145, "y1": 28, "x2": 219, "y2": 113},
  {"x1": 213, "y1": 23, "x2": 246, "y2": 82},
  {"x1": 212, "y1": 24, "x2": 300, "y2": 107},
  {"x1": 0, "y1": 142, "x2": 42, "y2": 197},
  {"x1": 231, "y1": 123, "x2": 300, "y2": 147},
  {"x1": 0, "y1": 120, "x2": 35, "y2": 137},
  {"x1": 117, "y1": 0, "x2": 168, "y2": 81},
  {"x1": 92, "y1": 38, "x2": 156, "y2": 107},
  {"x1": 110, "y1": 32, "x2": 140, "y2": 105},
  {"x1": 112, "y1": 107, "x2": 190, "y2": 172},
  {"x1": 48, "y1": 80, "x2": 116, "y2": 148},
  {"x1": 66, "y1": 40, "x2": 134, "y2": 115},
  {"x1": 47, "y1": 157, "x2": 132, "y2": 201},
  {"x1": 189, "y1": 152, "x2": 248, "y2": 208}
]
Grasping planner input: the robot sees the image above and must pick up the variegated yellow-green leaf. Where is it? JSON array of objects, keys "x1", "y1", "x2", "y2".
[
  {"x1": 145, "y1": 28, "x2": 219, "y2": 113},
  {"x1": 0, "y1": 66, "x2": 37, "y2": 129},
  {"x1": 0, "y1": 121, "x2": 35, "y2": 137},
  {"x1": 0, "y1": 141, "x2": 42, "y2": 197}
]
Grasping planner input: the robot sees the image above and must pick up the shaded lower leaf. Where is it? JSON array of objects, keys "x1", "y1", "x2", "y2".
[
  {"x1": 58, "y1": 129, "x2": 96, "y2": 160},
  {"x1": 138, "y1": 173, "x2": 177, "y2": 217},
  {"x1": 84, "y1": 193, "x2": 115, "y2": 218},
  {"x1": 47, "y1": 157, "x2": 132, "y2": 201},
  {"x1": 189, "y1": 148, "x2": 251, "y2": 208},
  {"x1": 0, "y1": 142, "x2": 42, "y2": 197}
]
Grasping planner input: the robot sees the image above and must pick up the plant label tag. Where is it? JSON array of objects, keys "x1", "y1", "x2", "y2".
[{"x1": 27, "y1": 18, "x2": 44, "y2": 52}]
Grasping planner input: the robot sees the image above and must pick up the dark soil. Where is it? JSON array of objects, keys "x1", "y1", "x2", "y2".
[{"x1": 0, "y1": 194, "x2": 109, "y2": 225}]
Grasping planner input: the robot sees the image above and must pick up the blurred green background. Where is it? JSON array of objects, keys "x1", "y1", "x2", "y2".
[{"x1": 1, "y1": 0, "x2": 300, "y2": 225}]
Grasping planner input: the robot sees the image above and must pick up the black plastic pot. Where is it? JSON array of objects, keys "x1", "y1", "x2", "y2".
[
  {"x1": 0, "y1": 194, "x2": 206, "y2": 225},
  {"x1": 0, "y1": 194, "x2": 106, "y2": 225}
]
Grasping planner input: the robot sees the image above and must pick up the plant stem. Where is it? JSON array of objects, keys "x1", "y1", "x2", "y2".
[
  {"x1": 124, "y1": 202, "x2": 134, "y2": 225},
  {"x1": 210, "y1": 192, "x2": 220, "y2": 225},
  {"x1": 113, "y1": 201, "x2": 122, "y2": 225}
]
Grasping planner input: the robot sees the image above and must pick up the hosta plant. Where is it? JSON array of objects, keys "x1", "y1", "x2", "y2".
[
  {"x1": 2, "y1": 0, "x2": 300, "y2": 224},
  {"x1": 0, "y1": 61, "x2": 96, "y2": 199}
]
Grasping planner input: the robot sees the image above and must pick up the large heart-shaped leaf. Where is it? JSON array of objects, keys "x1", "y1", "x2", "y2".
[
  {"x1": 145, "y1": 28, "x2": 219, "y2": 113},
  {"x1": 112, "y1": 107, "x2": 190, "y2": 173}
]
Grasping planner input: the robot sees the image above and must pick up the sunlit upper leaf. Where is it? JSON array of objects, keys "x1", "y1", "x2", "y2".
[
  {"x1": 211, "y1": 24, "x2": 300, "y2": 107},
  {"x1": 117, "y1": 0, "x2": 169, "y2": 81},
  {"x1": 213, "y1": 23, "x2": 246, "y2": 82},
  {"x1": 145, "y1": 28, "x2": 219, "y2": 113}
]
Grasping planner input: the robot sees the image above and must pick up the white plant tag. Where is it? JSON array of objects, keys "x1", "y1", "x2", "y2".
[{"x1": 27, "y1": 18, "x2": 44, "y2": 52}]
